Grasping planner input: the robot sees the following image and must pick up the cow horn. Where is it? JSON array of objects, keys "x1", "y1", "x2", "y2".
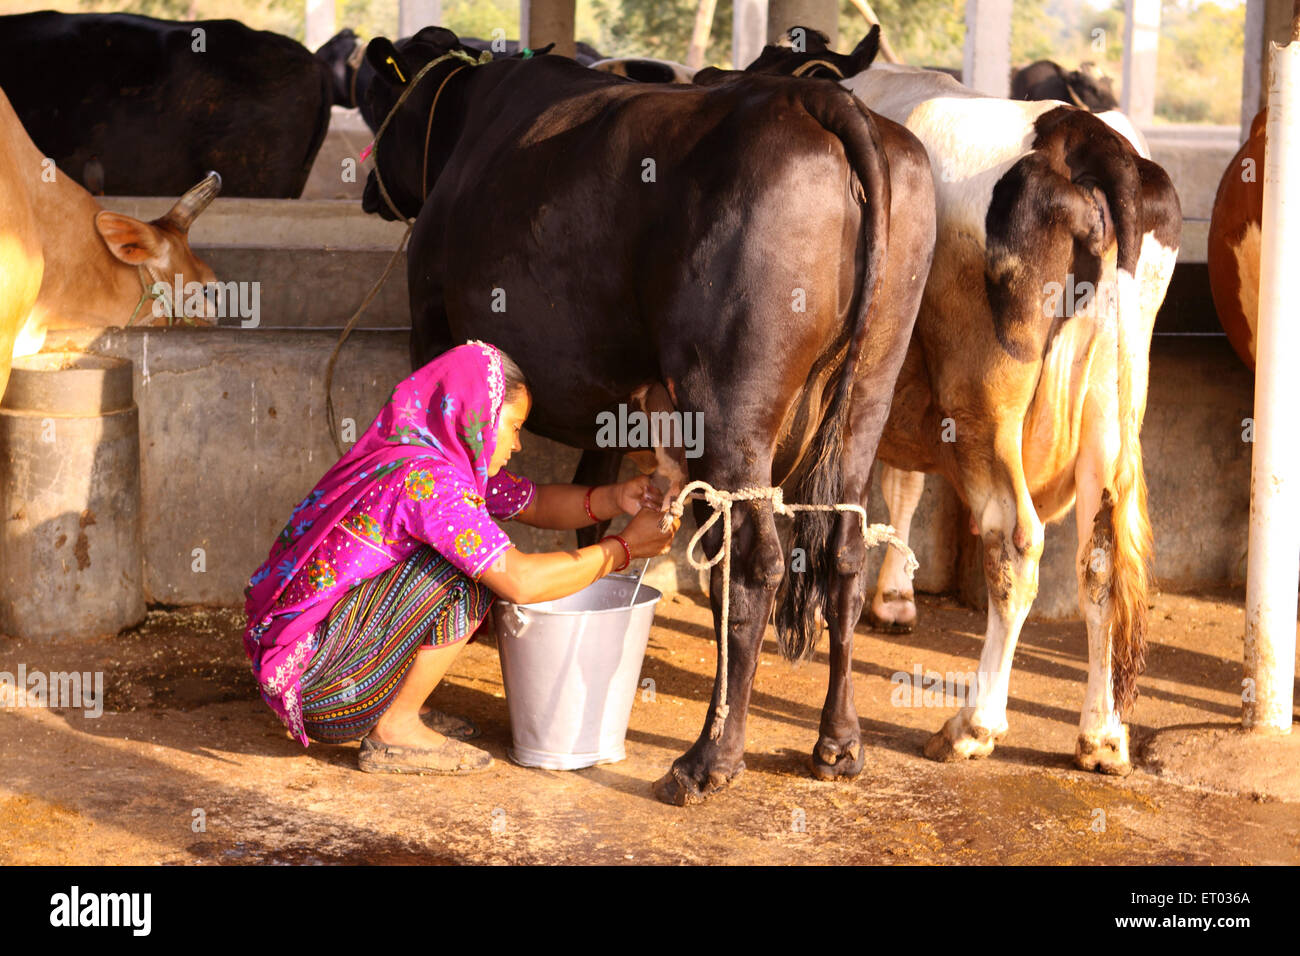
[{"x1": 163, "y1": 171, "x2": 222, "y2": 231}]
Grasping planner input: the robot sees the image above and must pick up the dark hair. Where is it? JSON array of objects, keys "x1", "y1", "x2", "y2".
[{"x1": 498, "y1": 348, "x2": 529, "y2": 403}]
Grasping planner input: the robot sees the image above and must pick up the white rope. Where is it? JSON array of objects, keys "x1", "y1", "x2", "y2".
[{"x1": 660, "y1": 479, "x2": 919, "y2": 740}]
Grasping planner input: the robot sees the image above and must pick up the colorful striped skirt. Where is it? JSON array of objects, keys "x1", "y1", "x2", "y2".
[{"x1": 298, "y1": 545, "x2": 493, "y2": 744}]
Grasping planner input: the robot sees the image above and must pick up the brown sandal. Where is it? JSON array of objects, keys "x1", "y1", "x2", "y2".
[{"x1": 357, "y1": 734, "x2": 494, "y2": 775}]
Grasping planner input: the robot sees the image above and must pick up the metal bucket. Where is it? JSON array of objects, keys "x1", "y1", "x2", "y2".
[{"x1": 495, "y1": 574, "x2": 662, "y2": 770}]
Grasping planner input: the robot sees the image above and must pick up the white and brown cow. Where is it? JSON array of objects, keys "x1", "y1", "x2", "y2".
[
  {"x1": 1208, "y1": 108, "x2": 1264, "y2": 370},
  {"x1": 0, "y1": 86, "x2": 220, "y2": 401},
  {"x1": 744, "y1": 29, "x2": 1182, "y2": 775}
]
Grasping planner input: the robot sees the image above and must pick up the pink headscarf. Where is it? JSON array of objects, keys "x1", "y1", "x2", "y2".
[{"x1": 242, "y1": 340, "x2": 509, "y2": 740}]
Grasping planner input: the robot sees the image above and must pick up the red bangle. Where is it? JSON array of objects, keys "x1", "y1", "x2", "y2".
[
  {"x1": 602, "y1": 534, "x2": 631, "y2": 573},
  {"x1": 583, "y1": 485, "x2": 600, "y2": 523}
]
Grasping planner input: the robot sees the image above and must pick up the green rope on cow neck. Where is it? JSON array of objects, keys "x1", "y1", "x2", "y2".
[{"x1": 368, "y1": 46, "x2": 494, "y2": 225}]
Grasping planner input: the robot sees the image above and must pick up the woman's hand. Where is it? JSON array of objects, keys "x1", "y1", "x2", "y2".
[
  {"x1": 614, "y1": 474, "x2": 666, "y2": 516},
  {"x1": 619, "y1": 506, "x2": 680, "y2": 559}
]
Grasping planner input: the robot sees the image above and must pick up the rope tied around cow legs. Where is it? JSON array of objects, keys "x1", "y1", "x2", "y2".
[{"x1": 660, "y1": 479, "x2": 919, "y2": 741}]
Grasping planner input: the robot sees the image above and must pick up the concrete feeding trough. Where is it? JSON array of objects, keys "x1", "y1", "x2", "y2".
[{"x1": 0, "y1": 352, "x2": 145, "y2": 640}]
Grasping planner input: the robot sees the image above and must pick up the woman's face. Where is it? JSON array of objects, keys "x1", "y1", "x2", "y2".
[{"x1": 488, "y1": 389, "x2": 531, "y2": 477}]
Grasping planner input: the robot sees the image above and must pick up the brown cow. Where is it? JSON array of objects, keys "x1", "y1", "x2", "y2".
[
  {"x1": 0, "y1": 86, "x2": 219, "y2": 401},
  {"x1": 1208, "y1": 109, "x2": 1265, "y2": 370}
]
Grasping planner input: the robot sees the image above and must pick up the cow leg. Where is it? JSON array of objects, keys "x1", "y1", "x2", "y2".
[
  {"x1": 654, "y1": 493, "x2": 784, "y2": 806},
  {"x1": 924, "y1": 440, "x2": 1044, "y2": 761},
  {"x1": 812, "y1": 469, "x2": 876, "y2": 781},
  {"x1": 812, "y1": 398, "x2": 901, "y2": 781},
  {"x1": 1072, "y1": 387, "x2": 1132, "y2": 775},
  {"x1": 867, "y1": 465, "x2": 925, "y2": 633}
]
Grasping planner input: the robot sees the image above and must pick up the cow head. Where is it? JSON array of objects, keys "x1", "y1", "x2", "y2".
[
  {"x1": 359, "y1": 27, "x2": 550, "y2": 222},
  {"x1": 1068, "y1": 62, "x2": 1118, "y2": 111},
  {"x1": 315, "y1": 28, "x2": 364, "y2": 108},
  {"x1": 360, "y1": 27, "x2": 480, "y2": 222},
  {"x1": 93, "y1": 172, "x2": 221, "y2": 324},
  {"x1": 741, "y1": 24, "x2": 879, "y2": 78}
]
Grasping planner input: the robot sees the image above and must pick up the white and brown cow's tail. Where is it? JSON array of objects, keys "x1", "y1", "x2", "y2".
[
  {"x1": 1050, "y1": 109, "x2": 1153, "y2": 716},
  {"x1": 1107, "y1": 266, "x2": 1152, "y2": 716}
]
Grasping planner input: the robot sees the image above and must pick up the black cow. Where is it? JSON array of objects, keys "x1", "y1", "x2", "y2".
[
  {"x1": 461, "y1": 35, "x2": 604, "y2": 65},
  {"x1": 1012, "y1": 59, "x2": 1118, "y2": 111},
  {"x1": 342, "y1": 32, "x2": 561, "y2": 128},
  {"x1": 316, "y1": 28, "x2": 367, "y2": 108},
  {"x1": 0, "y1": 11, "x2": 333, "y2": 197},
  {"x1": 361, "y1": 26, "x2": 936, "y2": 805}
]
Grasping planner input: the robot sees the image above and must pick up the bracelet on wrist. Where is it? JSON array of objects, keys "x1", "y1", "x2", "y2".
[
  {"x1": 583, "y1": 485, "x2": 600, "y2": 523},
  {"x1": 601, "y1": 534, "x2": 631, "y2": 573}
]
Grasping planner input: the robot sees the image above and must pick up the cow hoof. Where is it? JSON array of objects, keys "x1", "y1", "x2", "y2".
[
  {"x1": 653, "y1": 759, "x2": 745, "y2": 806},
  {"x1": 923, "y1": 711, "x2": 1006, "y2": 762},
  {"x1": 867, "y1": 590, "x2": 916, "y2": 633},
  {"x1": 810, "y1": 736, "x2": 865, "y2": 781},
  {"x1": 1075, "y1": 729, "x2": 1131, "y2": 777}
]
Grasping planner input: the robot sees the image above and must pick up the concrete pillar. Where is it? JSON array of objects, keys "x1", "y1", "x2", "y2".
[
  {"x1": 304, "y1": 0, "x2": 336, "y2": 51},
  {"x1": 1243, "y1": 37, "x2": 1300, "y2": 734},
  {"x1": 733, "y1": 0, "x2": 768, "y2": 70},
  {"x1": 521, "y1": 0, "x2": 576, "y2": 58},
  {"x1": 767, "y1": 0, "x2": 838, "y2": 49},
  {"x1": 398, "y1": 0, "x2": 442, "y2": 39},
  {"x1": 1121, "y1": 0, "x2": 1161, "y2": 125},
  {"x1": 1242, "y1": 0, "x2": 1294, "y2": 141},
  {"x1": 962, "y1": 0, "x2": 1012, "y2": 97}
]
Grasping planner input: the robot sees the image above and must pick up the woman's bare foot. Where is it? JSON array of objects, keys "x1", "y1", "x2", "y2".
[{"x1": 367, "y1": 709, "x2": 447, "y2": 749}]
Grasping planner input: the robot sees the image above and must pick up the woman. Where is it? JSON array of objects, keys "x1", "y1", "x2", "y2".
[{"x1": 242, "y1": 340, "x2": 679, "y2": 775}]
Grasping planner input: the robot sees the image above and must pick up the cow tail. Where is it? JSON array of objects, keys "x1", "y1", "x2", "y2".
[
  {"x1": 774, "y1": 91, "x2": 891, "y2": 662},
  {"x1": 1088, "y1": 145, "x2": 1150, "y2": 717},
  {"x1": 1108, "y1": 262, "x2": 1152, "y2": 717}
]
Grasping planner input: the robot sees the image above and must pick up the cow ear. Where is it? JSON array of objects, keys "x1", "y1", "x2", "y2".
[
  {"x1": 522, "y1": 42, "x2": 555, "y2": 58},
  {"x1": 95, "y1": 211, "x2": 165, "y2": 265},
  {"x1": 850, "y1": 25, "x2": 880, "y2": 73},
  {"x1": 366, "y1": 37, "x2": 411, "y2": 86}
]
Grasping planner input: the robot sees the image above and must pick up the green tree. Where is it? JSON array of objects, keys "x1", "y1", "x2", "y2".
[{"x1": 587, "y1": 0, "x2": 735, "y2": 65}]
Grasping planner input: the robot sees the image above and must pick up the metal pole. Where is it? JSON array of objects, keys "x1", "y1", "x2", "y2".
[{"x1": 1242, "y1": 17, "x2": 1300, "y2": 734}]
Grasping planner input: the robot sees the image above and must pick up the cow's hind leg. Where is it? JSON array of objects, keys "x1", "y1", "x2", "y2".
[
  {"x1": 1073, "y1": 387, "x2": 1132, "y2": 775},
  {"x1": 812, "y1": 505, "x2": 872, "y2": 780},
  {"x1": 813, "y1": 401, "x2": 906, "y2": 780},
  {"x1": 868, "y1": 465, "x2": 925, "y2": 632},
  {"x1": 925, "y1": 440, "x2": 1044, "y2": 761},
  {"x1": 654, "y1": 494, "x2": 784, "y2": 806}
]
